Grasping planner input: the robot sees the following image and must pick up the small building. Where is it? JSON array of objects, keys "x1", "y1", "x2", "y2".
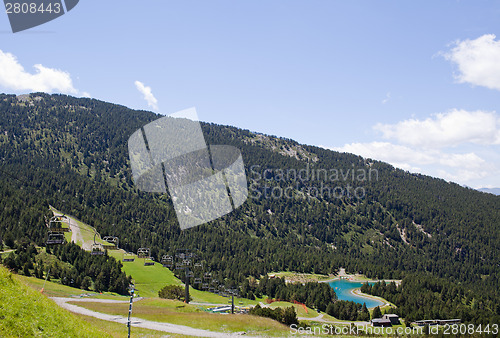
[
  {"x1": 383, "y1": 314, "x2": 400, "y2": 325},
  {"x1": 208, "y1": 306, "x2": 232, "y2": 313},
  {"x1": 371, "y1": 318, "x2": 392, "y2": 327}
]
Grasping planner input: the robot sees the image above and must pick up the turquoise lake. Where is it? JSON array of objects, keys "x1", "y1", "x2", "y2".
[{"x1": 328, "y1": 279, "x2": 383, "y2": 308}]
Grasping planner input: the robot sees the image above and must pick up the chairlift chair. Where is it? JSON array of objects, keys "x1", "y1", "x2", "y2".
[
  {"x1": 137, "y1": 248, "x2": 150, "y2": 259},
  {"x1": 102, "y1": 236, "x2": 119, "y2": 250},
  {"x1": 46, "y1": 232, "x2": 66, "y2": 245},
  {"x1": 161, "y1": 255, "x2": 173, "y2": 267},
  {"x1": 91, "y1": 243, "x2": 105, "y2": 255},
  {"x1": 144, "y1": 257, "x2": 155, "y2": 266},
  {"x1": 123, "y1": 252, "x2": 135, "y2": 262},
  {"x1": 48, "y1": 215, "x2": 71, "y2": 232},
  {"x1": 91, "y1": 230, "x2": 105, "y2": 255}
]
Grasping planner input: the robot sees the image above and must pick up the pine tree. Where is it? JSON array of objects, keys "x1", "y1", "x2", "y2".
[{"x1": 372, "y1": 306, "x2": 382, "y2": 319}]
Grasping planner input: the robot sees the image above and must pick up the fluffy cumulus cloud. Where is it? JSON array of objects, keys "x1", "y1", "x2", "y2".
[
  {"x1": 444, "y1": 34, "x2": 500, "y2": 91},
  {"x1": 134, "y1": 80, "x2": 159, "y2": 111},
  {"x1": 374, "y1": 109, "x2": 500, "y2": 148},
  {"x1": 332, "y1": 142, "x2": 430, "y2": 169},
  {"x1": 0, "y1": 49, "x2": 79, "y2": 94},
  {"x1": 333, "y1": 142, "x2": 485, "y2": 171},
  {"x1": 330, "y1": 108, "x2": 500, "y2": 186}
]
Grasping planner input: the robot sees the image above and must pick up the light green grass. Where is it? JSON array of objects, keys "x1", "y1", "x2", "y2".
[
  {"x1": 69, "y1": 298, "x2": 292, "y2": 337},
  {"x1": 0, "y1": 249, "x2": 15, "y2": 259},
  {"x1": 109, "y1": 250, "x2": 260, "y2": 305},
  {"x1": 18, "y1": 274, "x2": 129, "y2": 300},
  {"x1": 0, "y1": 265, "x2": 110, "y2": 337},
  {"x1": 75, "y1": 313, "x2": 192, "y2": 338},
  {"x1": 109, "y1": 251, "x2": 181, "y2": 298},
  {"x1": 50, "y1": 206, "x2": 107, "y2": 246},
  {"x1": 49, "y1": 210, "x2": 261, "y2": 307}
]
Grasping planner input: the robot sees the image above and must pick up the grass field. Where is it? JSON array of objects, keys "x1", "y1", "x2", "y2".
[
  {"x1": 18, "y1": 273, "x2": 129, "y2": 300},
  {"x1": 108, "y1": 250, "x2": 181, "y2": 298},
  {"x1": 50, "y1": 206, "x2": 108, "y2": 246},
  {"x1": 108, "y1": 250, "x2": 261, "y2": 306},
  {"x1": 69, "y1": 298, "x2": 292, "y2": 337},
  {"x1": 75, "y1": 314, "x2": 193, "y2": 338},
  {"x1": 0, "y1": 265, "x2": 110, "y2": 337}
]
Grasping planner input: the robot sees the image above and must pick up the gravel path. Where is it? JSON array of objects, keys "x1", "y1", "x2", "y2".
[
  {"x1": 53, "y1": 212, "x2": 90, "y2": 250},
  {"x1": 52, "y1": 297, "x2": 255, "y2": 337}
]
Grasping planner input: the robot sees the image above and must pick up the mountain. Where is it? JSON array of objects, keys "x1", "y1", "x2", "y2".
[
  {"x1": 0, "y1": 93, "x2": 499, "y2": 323},
  {"x1": 479, "y1": 187, "x2": 500, "y2": 196}
]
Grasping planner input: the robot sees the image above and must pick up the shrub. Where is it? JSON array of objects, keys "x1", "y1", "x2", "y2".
[{"x1": 158, "y1": 285, "x2": 191, "y2": 302}]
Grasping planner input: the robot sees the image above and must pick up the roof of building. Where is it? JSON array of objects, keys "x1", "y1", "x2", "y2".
[{"x1": 371, "y1": 318, "x2": 392, "y2": 323}]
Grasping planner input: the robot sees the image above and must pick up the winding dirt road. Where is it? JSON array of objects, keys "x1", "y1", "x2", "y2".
[{"x1": 52, "y1": 297, "x2": 255, "y2": 337}]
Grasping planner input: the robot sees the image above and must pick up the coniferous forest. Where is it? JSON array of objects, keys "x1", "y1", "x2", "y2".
[{"x1": 0, "y1": 93, "x2": 499, "y2": 324}]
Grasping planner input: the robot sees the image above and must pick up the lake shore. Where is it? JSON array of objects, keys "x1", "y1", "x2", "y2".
[
  {"x1": 350, "y1": 288, "x2": 394, "y2": 309},
  {"x1": 319, "y1": 268, "x2": 402, "y2": 286}
]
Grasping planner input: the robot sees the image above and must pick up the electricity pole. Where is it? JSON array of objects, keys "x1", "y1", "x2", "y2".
[
  {"x1": 127, "y1": 285, "x2": 135, "y2": 338},
  {"x1": 231, "y1": 294, "x2": 234, "y2": 314},
  {"x1": 185, "y1": 265, "x2": 190, "y2": 304}
]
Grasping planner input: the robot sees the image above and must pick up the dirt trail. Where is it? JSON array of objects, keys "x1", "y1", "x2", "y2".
[
  {"x1": 52, "y1": 211, "x2": 90, "y2": 251},
  {"x1": 52, "y1": 297, "x2": 256, "y2": 337}
]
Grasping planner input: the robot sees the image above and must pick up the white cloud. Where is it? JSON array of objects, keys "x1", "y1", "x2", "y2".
[
  {"x1": 437, "y1": 168, "x2": 490, "y2": 183},
  {"x1": 374, "y1": 109, "x2": 500, "y2": 148},
  {"x1": 0, "y1": 50, "x2": 79, "y2": 94},
  {"x1": 382, "y1": 92, "x2": 391, "y2": 104},
  {"x1": 329, "y1": 141, "x2": 489, "y2": 184},
  {"x1": 444, "y1": 34, "x2": 500, "y2": 91},
  {"x1": 134, "y1": 80, "x2": 159, "y2": 111},
  {"x1": 332, "y1": 142, "x2": 433, "y2": 166},
  {"x1": 332, "y1": 142, "x2": 484, "y2": 169}
]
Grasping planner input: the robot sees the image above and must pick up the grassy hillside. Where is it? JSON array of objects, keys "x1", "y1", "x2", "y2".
[
  {"x1": 109, "y1": 250, "x2": 180, "y2": 297},
  {"x1": 70, "y1": 298, "x2": 292, "y2": 337},
  {"x1": 109, "y1": 250, "x2": 261, "y2": 305},
  {"x1": 0, "y1": 265, "x2": 109, "y2": 338}
]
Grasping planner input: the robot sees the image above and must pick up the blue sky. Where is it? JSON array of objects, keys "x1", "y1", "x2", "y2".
[{"x1": 1, "y1": 0, "x2": 500, "y2": 188}]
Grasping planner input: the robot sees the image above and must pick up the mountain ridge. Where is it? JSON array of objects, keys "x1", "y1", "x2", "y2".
[
  {"x1": 1, "y1": 92, "x2": 499, "y2": 323},
  {"x1": 478, "y1": 187, "x2": 500, "y2": 196}
]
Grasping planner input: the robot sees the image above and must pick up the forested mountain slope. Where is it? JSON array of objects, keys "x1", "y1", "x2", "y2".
[{"x1": 0, "y1": 93, "x2": 499, "y2": 323}]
